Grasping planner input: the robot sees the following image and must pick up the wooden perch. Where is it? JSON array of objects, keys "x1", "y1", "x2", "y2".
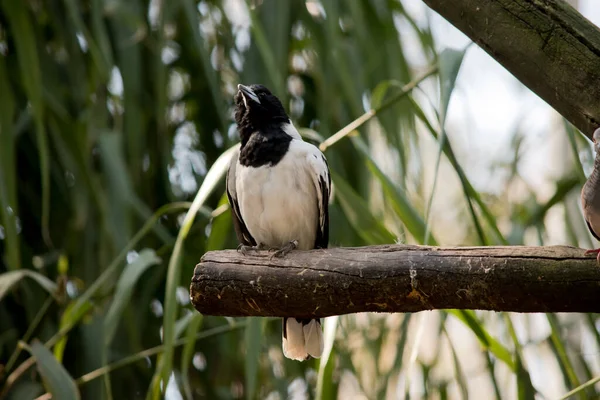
[
  {"x1": 422, "y1": 0, "x2": 600, "y2": 139},
  {"x1": 190, "y1": 245, "x2": 600, "y2": 318}
]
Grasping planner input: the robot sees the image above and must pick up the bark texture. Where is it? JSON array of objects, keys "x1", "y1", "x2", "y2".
[
  {"x1": 422, "y1": 0, "x2": 600, "y2": 139},
  {"x1": 190, "y1": 245, "x2": 600, "y2": 318}
]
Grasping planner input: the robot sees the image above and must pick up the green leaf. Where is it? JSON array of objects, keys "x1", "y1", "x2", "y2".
[
  {"x1": 351, "y1": 136, "x2": 436, "y2": 245},
  {"x1": 524, "y1": 177, "x2": 580, "y2": 227},
  {"x1": 98, "y1": 132, "x2": 135, "y2": 249},
  {"x1": 28, "y1": 340, "x2": 81, "y2": 400},
  {"x1": 563, "y1": 120, "x2": 586, "y2": 182},
  {"x1": 316, "y1": 316, "x2": 339, "y2": 400},
  {"x1": 47, "y1": 202, "x2": 192, "y2": 361},
  {"x1": 0, "y1": 270, "x2": 58, "y2": 302},
  {"x1": 205, "y1": 194, "x2": 232, "y2": 252},
  {"x1": 448, "y1": 310, "x2": 515, "y2": 371},
  {"x1": 504, "y1": 314, "x2": 536, "y2": 400},
  {"x1": 585, "y1": 314, "x2": 600, "y2": 351},
  {"x1": 103, "y1": 249, "x2": 161, "y2": 345},
  {"x1": 1, "y1": 0, "x2": 51, "y2": 246},
  {"x1": 422, "y1": 47, "x2": 468, "y2": 245},
  {"x1": 109, "y1": 0, "x2": 145, "y2": 180},
  {"x1": 547, "y1": 314, "x2": 582, "y2": 393},
  {"x1": 54, "y1": 300, "x2": 94, "y2": 363},
  {"x1": 330, "y1": 171, "x2": 397, "y2": 245},
  {"x1": 247, "y1": 1, "x2": 287, "y2": 97},
  {"x1": 408, "y1": 96, "x2": 506, "y2": 245},
  {"x1": 181, "y1": 313, "x2": 203, "y2": 400},
  {"x1": 63, "y1": 0, "x2": 111, "y2": 81},
  {"x1": 5, "y1": 381, "x2": 44, "y2": 400},
  {"x1": 244, "y1": 318, "x2": 263, "y2": 400},
  {"x1": 90, "y1": 0, "x2": 114, "y2": 77},
  {"x1": 74, "y1": 319, "x2": 260, "y2": 387},
  {"x1": 515, "y1": 355, "x2": 536, "y2": 400},
  {"x1": 443, "y1": 325, "x2": 469, "y2": 400},
  {"x1": 370, "y1": 80, "x2": 400, "y2": 110},
  {"x1": 174, "y1": 312, "x2": 195, "y2": 339},
  {"x1": 179, "y1": 0, "x2": 227, "y2": 130},
  {"x1": 0, "y1": 53, "x2": 20, "y2": 271},
  {"x1": 390, "y1": 313, "x2": 413, "y2": 373},
  {"x1": 438, "y1": 47, "x2": 467, "y2": 123},
  {"x1": 153, "y1": 145, "x2": 238, "y2": 397}
]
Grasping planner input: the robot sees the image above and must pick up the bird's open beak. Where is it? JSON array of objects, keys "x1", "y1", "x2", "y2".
[{"x1": 237, "y1": 84, "x2": 261, "y2": 105}]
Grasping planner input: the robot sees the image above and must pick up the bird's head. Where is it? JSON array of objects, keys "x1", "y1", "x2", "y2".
[
  {"x1": 234, "y1": 84, "x2": 289, "y2": 142},
  {"x1": 593, "y1": 128, "x2": 600, "y2": 153}
]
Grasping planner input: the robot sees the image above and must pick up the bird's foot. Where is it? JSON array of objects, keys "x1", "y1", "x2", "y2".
[
  {"x1": 237, "y1": 244, "x2": 255, "y2": 256},
  {"x1": 270, "y1": 240, "x2": 298, "y2": 259},
  {"x1": 237, "y1": 243, "x2": 268, "y2": 256},
  {"x1": 584, "y1": 248, "x2": 600, "y2": 265}
]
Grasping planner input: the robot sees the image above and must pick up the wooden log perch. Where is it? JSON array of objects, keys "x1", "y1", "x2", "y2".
[
  {"x1": 421, "y1": 0, "x2": 600, "y2": 139},
  {"x1": 190, "y1": 245, "x2": 600, "y2": 318}
]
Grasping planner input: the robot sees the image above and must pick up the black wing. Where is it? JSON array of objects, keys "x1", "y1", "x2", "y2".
[
  {"x1": 226, "y1": 150, "x2": 256, "y2": 246},
  {"x1": 313, "y1": 154, "x2": 331, "y2": 249}
]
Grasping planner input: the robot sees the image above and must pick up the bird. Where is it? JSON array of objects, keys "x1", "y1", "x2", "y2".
[
  {"x1": 226, "y1": 83, "x2": 330, "y2": 361},
  {"x1": 581, "y1": 127, "x2": 600, "y2": 264}
]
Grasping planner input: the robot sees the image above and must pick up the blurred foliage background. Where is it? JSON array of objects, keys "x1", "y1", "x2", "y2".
[{"x1": 0, "y1": 0, "x2": 599, "y2": 399}]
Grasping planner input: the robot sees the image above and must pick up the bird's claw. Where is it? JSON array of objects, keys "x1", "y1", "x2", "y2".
[
  {"x1": 584, "y1": 248, "x2": 600, "y2": 265},
  {"x1": 269, "y1": 240, "x2": 298, "y2": 259},
  {"x1": 237, "y1": 244, "x2": 258, "y2": 256},
  {"x1": 237, "y1": 244, "x2": 252, "y2": 256},
  {"x1": 237, "y1": 243, "x2": 270, "y2": 256}
]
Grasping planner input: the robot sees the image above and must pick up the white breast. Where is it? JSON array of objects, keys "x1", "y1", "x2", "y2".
[{"x1": 236, "y1": 140, "x2": 320, "y2": 250}]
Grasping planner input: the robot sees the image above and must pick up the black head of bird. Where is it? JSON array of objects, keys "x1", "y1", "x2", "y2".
[{"x1": 235, "y1": 84, "x2": 289, "y2": 142}]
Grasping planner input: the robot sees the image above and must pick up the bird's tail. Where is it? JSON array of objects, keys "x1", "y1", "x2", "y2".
[{"x1": 282, "y1": 317, "x2": 324, "y2": 361}]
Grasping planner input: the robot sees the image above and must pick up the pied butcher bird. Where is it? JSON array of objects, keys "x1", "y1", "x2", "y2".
[
  {"x1": 226, "y1": 83, "x2": 330, "y2": 361},
  {"x1": 582, "y1": 128, "x2": 600, "y2": 264}
]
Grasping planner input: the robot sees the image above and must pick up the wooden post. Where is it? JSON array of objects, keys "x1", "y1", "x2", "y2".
[{"x1": 190, "y1": 245, "x2": 600, "y2": 317}]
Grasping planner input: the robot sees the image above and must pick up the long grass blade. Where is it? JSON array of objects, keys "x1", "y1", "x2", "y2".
[
  {"x1": 558, "y1": 375, "x2": 600, "y2": 400},
  {"x1": 442, "y1": 324, "x2": 469, "y2": 400},
  {"x1": 352, "y1": 136, "x2": 437, "y2": 245},
  {"x1": 316, "y1": 316, "x2": 339, "y2": 400},
  {"x1": 408, "y1": 96, "x2": 506, "y2": 244},
  {"x1": 423, "y1": 47, "x2": 467, "y2": 244},
  {"x1": 244, "y1": 318, "x2": 263, "y2": 400},
  {"x1": 0, "y1": 203, "x2": 192, "y2": 397},
  {"x1": 504, "y1": 314, "x2": 536, "y2": 400},
  {"x1": 320, "y1": 66, "x2": 438, "y2": 152},
  {"x1": 0, "y1": 54, "x2": 20, "y2": 271},
  {"x1": 179, "y1": 0, "x2": 227, "y2": 130},
  {"x1": 1, "y1": 0, "x2": 51, "y2": 246},
  {"x1": 152, "y1": 146, "x2": 237, "y2": 398},
  {"x1": 330, "y1": 171, "x2": 397, "y2": 245},
  {"x1": 25, "y1": 340, "x2": 81, "y2": 400},
  {"x1": 448, "y1": 310, "x2": 515, "y2": 371},
  {"x1": 26, "y1": 319, "x2": 277, "y2": 399},
  {"x1": 103, "y1": 249, "x2": 161, "y2": 344},
  {"x1": 180, "y1": 313, "x2": 203, "y2": 400},
  {"x1": 547, "y1": 314, "x2": 583, "y2": 398},
  {"x1": 3, "y1": 296, "x2": 54, "y2": 376},
  {"x1": 0, "y1": 270, "x2": 58, "y2": 302}
]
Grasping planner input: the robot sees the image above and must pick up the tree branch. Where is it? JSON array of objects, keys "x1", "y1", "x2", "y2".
[
  {"x1": 421, "y1": 0, "x2": 600, "y2": 139},
  {"x1": 190, "y1": 245, "x2": 600, "y2": 317}
]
